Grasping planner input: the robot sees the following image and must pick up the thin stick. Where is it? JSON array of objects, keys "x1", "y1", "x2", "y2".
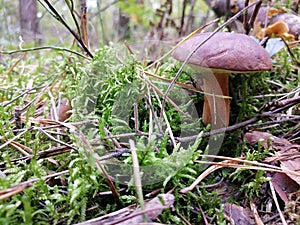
[
  {"x1": 133, "y1": 103, "x2": 140, "y2": 133},
  {"x1": 0, "y1": 46, "x2": 90, "y2": 59},
  {"x1": 180, "y1": 154, "x2": 300, "y2": 193},
  {"x1": 243, "y1": 0, "x2": 250, "y2": 34},
  {"x1": 180, "y1": 159, "x2": 230, "y2": 194},
  {"x1": 146, "y1": 89, "x2": 154, "y2": 137},
  {"x1": 0, "y1": 183, "x2": 31, "y2": 201},
  {"x1": 152, "y1": 87, "x2": 177, "y2": 147},
  {"x1": 0, "y1": 170, "x2": 69, "y2": 200},
  {"x1": 129, "y1": 140, "x2": 146, "y2": 222},
  {"x1": 177, "y1": 95, "x2": 300, "y2": 142},
  {"x1": 103, "y1": 127, "x2": 122, "y2": 149},
  {"x1": 248, "y1": 1, "x2": 262, "y2": 31},
  {"x1": 145, "y1": 18, "x2": 220, "y2": 70},
  {"x1": 139, "y1": 70, "x2": 192, "y2": 119},
  {"x1": 78, "y1": 131, "x2": 121, "y2": 206},
  {"x1": 38, "y1": 128, "x2": 77, "y2": 150},
  {"x1": 269, "y1": 181, "x2": 288, "y2": 225},
  {"x1": 7, "y1": 141, "x2": 31, "y2": 156},
  {"x1": 250, "y1": 201, "x2": 264, "y2": 225},
  {"x1": 281, "y1": 37, "x2": 300, "y2": 66},
  {"x1": 198, "y1": 155, "x2": 300, "y2": 176},
  {"x1": 38, "y1": 0, "x2": 93, "y2": 58},
  {"x1": 142, "y1": 69, "x2": 231, "y2": 99},
  {"x1": 2, "y1": 78, "x2": 52, "y2": 108},
  {"x1": 106, "y1": 205, "x2": 170, "y2": 225},
  {"x1": 0, "y1": 129, "x2": 30, "y2": 150}
]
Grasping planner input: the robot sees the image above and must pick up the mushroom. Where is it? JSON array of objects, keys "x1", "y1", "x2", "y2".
[
  {"x1": 172, "y1": 32, "x2": 272, "y2": 127},
  {"x1": 263, "y1": 21, "x2": 295, "y2": 41}
]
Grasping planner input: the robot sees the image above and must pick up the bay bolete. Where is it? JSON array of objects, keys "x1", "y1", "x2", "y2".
[{"x1": 172, "y1": 32, "x2": 272, "y2": 126}]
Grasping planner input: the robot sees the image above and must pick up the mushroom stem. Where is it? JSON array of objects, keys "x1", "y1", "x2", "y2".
[{"x1": 202, "y1": 73, "x2": 229, "y2": 127}]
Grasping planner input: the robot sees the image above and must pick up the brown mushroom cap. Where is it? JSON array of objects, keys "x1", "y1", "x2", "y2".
[
  {"x1": 172, "y1": 32, "x2": 273, "y2": 127},
  {"x1": 172, "y1": 32, "x2": 272, "y2": 73}
]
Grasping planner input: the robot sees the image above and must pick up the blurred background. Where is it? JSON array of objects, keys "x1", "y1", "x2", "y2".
[
  {"x1": 2, "y1": 0, "x2": 299, "y2": 50},
  {"x1": 1, "y1": 0, "x2": 216, "y2": 49}
]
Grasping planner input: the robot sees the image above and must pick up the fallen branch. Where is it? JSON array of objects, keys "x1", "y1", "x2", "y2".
[
  {"x1": 74, "y1": 194, "x2": 174, "y2": 225},
  {"x1": 0, "y1": 170, "x2": 68, "y2": 201},
  {"x1": 177, "y1": 95, "x2": 300, "y2": 142}
]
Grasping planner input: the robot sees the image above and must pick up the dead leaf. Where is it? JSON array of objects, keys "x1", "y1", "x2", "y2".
[
  {"x1": 271, "y1": 173, "x2": 299, "y2": 202},
  {"x1": 224, "y1": 203, "x2": 256, "y2": 225},
  {"x1": 244, "y1": 131, "x2": 298, "y2": 151},
  {"x1": 244, "y1": 131, "x2": 300, "y2": 185},
  {"x1": 73, "y1": 194, "x2": 174, "y2": 225},
  {"x1": 49, "y1": 98, "x2": 72, "y2": 122}
]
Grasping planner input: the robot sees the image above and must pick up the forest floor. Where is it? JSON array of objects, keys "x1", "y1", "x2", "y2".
[{"x1": 0, "y1": 36, "x2": 299, "y2": 225}]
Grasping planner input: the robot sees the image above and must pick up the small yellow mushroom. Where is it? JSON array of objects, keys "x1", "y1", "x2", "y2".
[
  {"x1": 267, "y1": 7, "x2": 287, "y2": 18},
  {"x1": 263, "y1": 21, "x2": 295, "y2": 41}
]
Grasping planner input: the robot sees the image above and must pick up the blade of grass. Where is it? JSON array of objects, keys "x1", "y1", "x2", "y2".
[{"x1": 129, "y1": 139, "x2": 147, "y2": 222}]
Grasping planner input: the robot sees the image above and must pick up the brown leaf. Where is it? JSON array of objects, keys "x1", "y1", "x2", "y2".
[
  {"x1": 271, "y1": 173, "x2": 299, "y2": 202},
  {"x1": 73, "y1": 194, "x2": 174, "y2": 225},
  {"x1": 244, "y1": 131, "x2": 300, "y2": 185},
  {"x1": 224, "y1": 203, "x2": 256, "y2": 225},
  {"x1": 49, "y1": 98, "x2": 72, "y2": 122},
  {"x1": 279, "y1": 157, "x2": 300, "y2": 186},
  {"x1": 244, "y1": 131, "x2": 293, "y2": 151}
]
